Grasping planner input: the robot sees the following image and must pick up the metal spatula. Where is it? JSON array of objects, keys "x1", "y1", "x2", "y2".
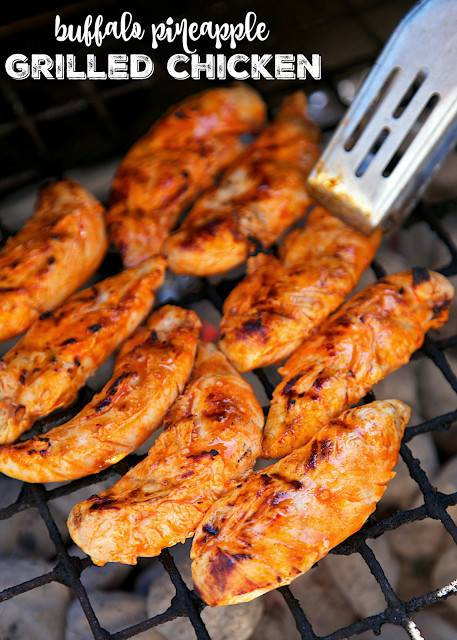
[{"x1": 307, "y1": 0, "x2": 457, "y2": 234}]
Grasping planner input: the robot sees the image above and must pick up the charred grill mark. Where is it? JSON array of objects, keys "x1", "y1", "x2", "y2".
[
  {"x1": 203, "y1": 524, "x2": 219, "y2": 536},
  {"x1": 74, "y1": 358, "x2": 81, "y2": 367},
  {"x1": 320, "y1": 438, "x2": 333, "y2": 458},
  {"x1": 209, "y1": 550, "x2": 235, "y2": 590},
  {"x1": 312, "y1": 377, "x2": 327, "y2": 390},
  {"x1": 47, "y1": 257, "x2": 55, "y2": 265},
  {"x1": 306, "y1": 440, "x2": 319, "y2": 470},
  {"x1": 412, "y1": 267, "x2": 431, "y2": 286},
  {"x1": 61, "y1": 338, "x2": 77, "y2": 345},
  {"x1": 95, "y1": 373, "x2": 132, "y2": 412},
  {"x1": 187, "y1": 449, "x2": 220, "y2": 461},
  {"x1": 432, "y1": 298, "x2": 451, "y2": 318},
  {"x1": 271, "y1": 473, "x2": 302, "y2": 490},
  {"x1": 233, "y1": 553, "x2": 253, "y2": 561},
  {"x1": 88, "y1": 324, "x2": 103, "y2": 333},
  {"x1": 19, "y1": 371, "x2": 26, "y2": 385},
  {"x1": 261, "y1": 473, "x2": 272, "y2": 485},
  {"x1": 283, "y1": 374, "x2": 303, "y2": 396},
  {"x1": 88, "y1": 495, "x2": 120, "y2": 511},
  {"x1": 336, "y1": 313, "x2": 352, "y2": 328}
]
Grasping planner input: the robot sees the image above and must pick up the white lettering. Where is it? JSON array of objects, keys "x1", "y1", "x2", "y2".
[
  {"x1": 130, "y1": 54, "x2": 154, "y2": 79},
  {"x1": 5, "y1": 54, "x2": 29, "y2": 79},
  {"x1": 167, "y1": 54, "x2": 189, "y2": 80},
  {"x1": 109, "y1": 54, "x2": 129, "y2": 79},
  {"x1": 226, "y1": 54, "x2": 249, "y2": 80}
]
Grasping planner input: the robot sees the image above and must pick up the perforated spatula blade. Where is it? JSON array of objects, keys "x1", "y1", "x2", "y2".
[{"x1": 307, "y1": 0, "x2": 457, "y2": 234}]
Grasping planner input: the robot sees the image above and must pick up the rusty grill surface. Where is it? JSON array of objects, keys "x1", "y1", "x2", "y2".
[{"x1": 0, "y1": 1, "x2": 457, "y2": 639}]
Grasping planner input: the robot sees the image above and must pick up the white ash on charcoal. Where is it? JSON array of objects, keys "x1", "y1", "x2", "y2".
[
  {"x1": 417, "y1": 353, "x2": 457, "y2": 457},
  {"x1": 356, "y1": 611, "x2": 457, "y2": 640},
  {"x1": 379, "y1": 432, "x2": 439, "y2": 512},
  {"x1": 352, "y1": 243, "x2": 409, "y2": 296},
  {"x1": 288, "y1": 557, "x2": 357, "y2": 635},
  {"x1": 372, "y1": 363, "x2": 439, "y2": 511},
  {"x1": 388, "y1": 220, "x2": 441, "y2": 271},
  {"x1": 143, "y1": 542, "x2": 263, "y2": 640},
  {"x1": 85, "y1": 354, "x2": 115, "y2": 392},
  {"x1": 324, "y1": 537, "x2": 400, "y2": 619},
  {"x1": 249, "y1": 590, "x2": 301, "y2": 640},
  {"x1": 425, "y1": 148, "x2": 457, "y2": 204},
  {"x1": 390, "y1": 455, "x2": 457, "y2": 563},
  {"x1": 432, "y1": 547, "x2": 457, "y2": 616},
  {"x1": 65, "y1": 590, "x2": 166, "y2": 640},
  {"x1": 68, "y1": 544, "x2": 132, "y2": 592},
  {"x1": 395, "y1": 554, "x2": 434, "y2": 603},
  {"x1": 0, "y1": 475, "x2": 68, "y2": 558},
  {"x1": 0, "y1": 557, "x2": 71, "y2": 640}
]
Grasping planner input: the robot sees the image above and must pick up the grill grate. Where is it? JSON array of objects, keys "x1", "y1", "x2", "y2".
[{"x1": 1, "y1": 1, "x2": 457, "y2": 639}]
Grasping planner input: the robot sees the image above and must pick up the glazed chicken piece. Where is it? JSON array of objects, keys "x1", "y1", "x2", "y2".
[
  {"x1": 0, "y1": 179, "x2": 107, "y2": 341},
  {"x1": 164, "y1": 92, "x2": 321, "y2": 276},
  {"x1": 0, "y1": 306, "x2": 200, "y2": 483},
  {"x1": 106, "y1": 85, "x2": 266, "y2": 266},
  {"x1": 67, "y1": 342, "x2": 264, "y2": 566},
  {"x1": 262, "y1": 268, "x2": 453, "y2": 459},
  {"x1": 218, "y1": 206, "x2": 382, "y2": 371},
  {"x1": 192, "y1": 399, "x2": 410, "y2": 606},
  {"x1": 0, "y1": 257, "x2": 165, "y2": 445}
]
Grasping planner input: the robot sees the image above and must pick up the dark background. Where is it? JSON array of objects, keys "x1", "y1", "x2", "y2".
[{"x1": 0, "y1": 0, "x2": 414, "y2": 198}]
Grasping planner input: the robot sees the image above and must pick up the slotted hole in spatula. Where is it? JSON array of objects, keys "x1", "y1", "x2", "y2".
[
  {"x1": 344, "y1": 67, "x2": 399, "y2": 152},
  {"x1": 382, "y1": 93, "x2": 440, "y2": 177},
  {"x1": 392, "y1": 69, "x2": 427, "y2": 118},
  {"x1": 355, "y1": 127, "x2": 390, "y2": 177}
]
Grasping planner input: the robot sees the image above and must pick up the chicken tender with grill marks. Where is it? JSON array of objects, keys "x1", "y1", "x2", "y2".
[
  {"x1": 0, "y1": 306, "x2": 200, "y2": 483},
  {"x1": 0, "y1": 257, "x2": 165, "y2": 445},
  {"x1": 191, "y1": 399, "x2": 410, "y2": 606},
  {"x1": 106, "y1": 85, "x2": 266, "y2": 267},
  {"x1": 0, "y1": 179, "x2": 107, "y2": 341},
  {"x1": 262, "y1": 268, "x2": 453, "y2": 459},
  {"x1": 218, "y1": 206, "x2": 382, "y2": 371},
  {"x1": 67, "y1": 342, "x2": 264, "y2": 566},
  {"x1": 164, "y1": 92, "x2": 321, "y2": 276}
]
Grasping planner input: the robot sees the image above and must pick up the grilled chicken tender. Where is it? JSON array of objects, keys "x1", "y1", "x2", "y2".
[
  {"x1": 0, "y1": 306, "x2": 200, "y2": 483},
  {"x1": 192, "y1": 399, "x2": 409, "y2": 606},
  {"x1": 107, "y1": 85, "x2": 266, "y2": 266},
  {"x1": 218, "y1": 206, "x2": 382, "y2": 371},
  {"x1": 0, "y1": 179, "x2": 107, "y2": 341},
  {"x1": 262, "y1": 268, "x2": 453, "y2": 459},
  {"x1": 164, "y1": 92, "x2": 321, "y2": 276},
  {"x1": 0, "y1": 257, "x2": 165, "y2": 445},
  {"x1": 67, "y1": 342, "x2": 264, "y2": 566}
]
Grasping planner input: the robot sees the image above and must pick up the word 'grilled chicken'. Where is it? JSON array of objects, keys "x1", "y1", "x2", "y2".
[
  {"x1": 219, "y1": 206, "x2": 382, "y2": 371},
  {"x1": 107, "y1": 85, "x2": 266, "y2": 266},
  {"x1": 263, "y1": 268, "x2": 453, "y2": 459},
  {"x1": 164, "y1": 91, "x2": 321, "y2": 276},
  {"x1": 0, "y1": 179, "x2": 107, "y2": 341},
  {"x1": 192, "y1": 399, "x2": 410, "y2": 606},
  {"x1": 0, "y1": 257, "x2": 165, "y2": 445},
  {"x1": 67, "y1": 342, "x2": 264, "y2": 565},
  {"x1": 0, "y1": 305, "x2": 200, "y2": 483}
]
